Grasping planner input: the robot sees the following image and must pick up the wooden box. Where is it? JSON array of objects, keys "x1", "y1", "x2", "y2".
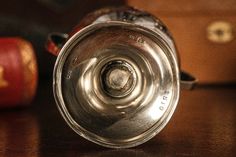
[{"x1": 128, "y1": 0, "x2": 236, "y2": 83}]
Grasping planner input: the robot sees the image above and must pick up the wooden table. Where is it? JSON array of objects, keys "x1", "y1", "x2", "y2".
[{"x1": 0, "y1": 81, "x2": 235, "y2": 157}]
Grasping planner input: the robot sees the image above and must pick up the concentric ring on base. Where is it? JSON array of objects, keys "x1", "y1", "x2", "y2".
[{"x1": 53, "y1": 22, "x2": 180, "y2": 148}]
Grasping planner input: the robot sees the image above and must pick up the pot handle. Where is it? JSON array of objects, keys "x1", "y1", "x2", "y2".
[
  {"x1": 45, "y1": 32, "x2": 68, "y2": 56},
  {"x1": 180, "y1": 71, "x2": 197, "y2": 90}
]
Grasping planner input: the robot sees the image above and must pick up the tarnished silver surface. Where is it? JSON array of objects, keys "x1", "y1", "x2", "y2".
[{"x1": 52, "y1": 7, "x2": 195, "y2": 148}]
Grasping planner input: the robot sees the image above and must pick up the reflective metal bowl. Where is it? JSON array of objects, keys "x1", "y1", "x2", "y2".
[{"x1": 46, "y1": 7, "x2": 196, "y2": 148}]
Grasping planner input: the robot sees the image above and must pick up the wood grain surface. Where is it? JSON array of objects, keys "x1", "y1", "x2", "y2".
[{"x1": 0, "y1": 81, "x2": 235, "y2": 157}]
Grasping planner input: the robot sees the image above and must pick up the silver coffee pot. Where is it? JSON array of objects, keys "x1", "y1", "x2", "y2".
[{"x1": 46, "y1": 6, "x2": 196, "y2": 148}]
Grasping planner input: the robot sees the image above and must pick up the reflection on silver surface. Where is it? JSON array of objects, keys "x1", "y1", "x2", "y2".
[
  {"x1": 0, "y1": 112, "x2": 39, "y2": 157},
  {"x1": 81, "y1": 149, "x2": 148, "y2": 157},
  {"x1": 53, "y1": 7, "x2": 181, "y2": 148}
]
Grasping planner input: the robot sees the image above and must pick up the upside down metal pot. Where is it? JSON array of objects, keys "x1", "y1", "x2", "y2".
[{"x1": 46, "y1": 7, "x2": 196, "y2": 148}]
